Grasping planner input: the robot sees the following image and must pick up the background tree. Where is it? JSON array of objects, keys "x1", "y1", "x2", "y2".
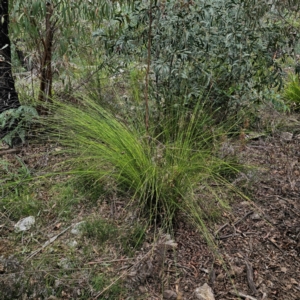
[
  {"x1": 97, "y1": 0, "x2": 299, "y2": 125},
  {"x1": 0, "y1": 0, "x2": 20, "y2": 115},
  {"x1": 9, "y1": 0, "x2": 134, "y2": 106}
]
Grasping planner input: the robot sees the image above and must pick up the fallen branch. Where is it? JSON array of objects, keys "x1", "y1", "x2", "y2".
[{"x1": 0, "y1": 148, "x2": 22, "y2": 156}]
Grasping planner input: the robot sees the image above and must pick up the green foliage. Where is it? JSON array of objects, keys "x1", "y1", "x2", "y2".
[
  {"x1": 48, "y1": 183, "x2": 82, "y2": 220},
  {"x1": 0, "y1": 160, "x2": 38, "y2": 220},
  {"x1": 83, "y1": 218, "x2": 118, "y2": 244},
  {"x1": 91, "y1": 274, "x2": 123, "y2": 299},
  {"x1": 0, "y1": 157, "x2": 38, "y2": 220},
  {"x1": 71, "y1": 174, "x2": 106, "y2": 203},
  {"x1": 0, "y1": 105, "x2": 38, "y2": 146},
  {"x1": 266, "y1": 90, "x2": 290, "y2": 113},
  {"x1": 120, "y1": 222, "x2": 146, "y2": 255},
  {"x1": 0, "y1": 157, "x2": 30, "y2": 183},
  {"x1": 9, "y1": 0, "x2": 136, "y2": 100},
  {"x1": 129, "y1": 66, "x2": 145, "y2": 104},
  {"x1": 283, "y1": 74, "x2": 300, "y2": 111},
  {"x1": 96, "y1": 0, "x2": 299, "y2": 118},
  {"x1": 0, "y1": 192, "x2": 41, "y2": 221}
]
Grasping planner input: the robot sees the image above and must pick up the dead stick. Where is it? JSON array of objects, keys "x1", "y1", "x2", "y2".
[
  {"x1": 234, "y1": 211, "x2": 253, "y2": 226},
  {"x1": 214, "y1": 223, "x2": 229, "y2": 237},
  {"x1": 230, "y1": 290, "x2": 257, "y2": 300},
  {"x1": 245, "y1": 260, "x2": 257, "y2": 295},
  {"x1": 0, "y1": 148, "x2": 22, "y2": 156},
  {"x1": 86, "y1": 258, "x2": 135, "y2": 265},
  {"x1": 25, "y1": 225, "x2": 72, "y2": 261}
]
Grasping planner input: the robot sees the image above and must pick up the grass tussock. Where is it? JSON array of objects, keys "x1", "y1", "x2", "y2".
[
  {"x1": 46, "y1": 98, "x2": 241, "y2": 231},
  {"x1": 283, "y1": 74, "x2": 300, "y2": 111}
]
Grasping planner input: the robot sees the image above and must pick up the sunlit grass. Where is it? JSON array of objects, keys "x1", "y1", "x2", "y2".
[
  {"x1": 46, "y1": 98, "x2": 241, "y2": 232},
  {"x1": 283, "y1": 74, "x2": 300, "y2": 111}
]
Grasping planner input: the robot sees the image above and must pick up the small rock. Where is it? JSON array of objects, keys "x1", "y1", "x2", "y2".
[
  {"x1": 280, "y1": 132, "x2": 293, "y2": 142},
  {"x1": 138, "y1": 286, "x2": 146, "y2": 293},
  {"x1": 14, "y1": 216, "x2": 35, "y2": 232},
  {"x1": 239, "y1": 201, "x2": 250, "y2": 206},
  {"x1": 68, "y1": 240, "x2": 78, "y2": 248},
  {"x1": 163, "y1": 289, "x2": 177, "y2": 299},
  {"x1": 251, "y1": 213, "x2": 261, "y2": 220},
  {"x1": 71, "y1": 221, "x2": 85, "y2": 235},
  {"x1": 57, "y1": 258, "x2": 71, "y2": 269},
  {"x1": 194, "y1": 283, "x2": 215, "y2": 300}
]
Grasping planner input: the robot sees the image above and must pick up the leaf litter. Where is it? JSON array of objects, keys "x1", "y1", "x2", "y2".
[{"x1": 1, "y1": 124, "x2": 300, "y2": 299}]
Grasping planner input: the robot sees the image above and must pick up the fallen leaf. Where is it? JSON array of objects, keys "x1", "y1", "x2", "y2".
[
  {"x1": 281, "y1": 267, "x2": 287, "y2": 273},
  {"x1": 290, "y1": 278, "x2": 298, "y2": 285},
  {"x1": 53, "y1": 223, "x2": 61, "y2": 230}
]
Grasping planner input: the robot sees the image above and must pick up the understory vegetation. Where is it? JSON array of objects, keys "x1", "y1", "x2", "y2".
[{"x1": 1, "y1": 0, "x2": 300, "y2": 299}]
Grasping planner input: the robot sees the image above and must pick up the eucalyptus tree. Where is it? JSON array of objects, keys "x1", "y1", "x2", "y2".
[
  {"x1": 9, "y1": 0, "x2": 134, "y2": 106},
  {"x1": 0, "y1": 0, "x2": 134, "y2": 143},
  {"x1": 0, "y1": 0, "x2": 20, "y2": 115}
]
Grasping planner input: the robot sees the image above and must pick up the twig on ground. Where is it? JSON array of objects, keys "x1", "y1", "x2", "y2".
[
  {"x1": 0, "y1": 148, "x2": 22, "y2": 156},
  {"x1": 234, "y1": 211, "x2": 254, "y2": 227},
  {"x1": 245, "y1": 259, "x2": 257, "y2": 295},
  {"x1": 172, "y1": 263, "x2": 193, "y2": 273},
  {"x1": 267, "y1": 238, "x2": 284, "y2": 253},
  {"x1": 230, "y1": 290, "x2": 257, "y2": 300},
  {"x1": 214, "y1": 223, "x2": 229, "y2": 237},
  {"x1": 93, "y1": 246, "x2": 154, "y2": 299},
  {"x1": 218, "y1": 233, "x2": 240, "y2": 240},
  {"x1": 25, "y1": 225, "x2": 73, "y2": 261},
  {"x1": 93, "y1": 271, "x2": 127, "y2": 300},
  {"x1": 86, "y1": 258, "x2": 135, "y2": 265}
]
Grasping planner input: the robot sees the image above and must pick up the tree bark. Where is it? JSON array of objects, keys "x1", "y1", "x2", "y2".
[
  {"x1": 0, "y1": 0, "x2": 20, "y2": 114},
  {"x1": 38, "y1": 1, "x2": 55, "y2": 106}
]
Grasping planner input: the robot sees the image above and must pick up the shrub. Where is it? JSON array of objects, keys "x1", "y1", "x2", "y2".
[
  {"x1": 0, "y1": 105, "x2": 38, "y2": 146},
  {"x1": 95, "y1": 0, "x2": 299, "y2": 120}
]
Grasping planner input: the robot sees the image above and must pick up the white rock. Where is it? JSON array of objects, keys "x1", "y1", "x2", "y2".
[
  {"x1": 251, "y1": 213, "x2": 261, "y2": 220},
  {"x1": 280, "y1": 132, "x2": 293, "y2": 142},
  {"x1": 58, "y1": 258, "x2": 71, "y2": 269},
  {"x1": 71, "y1": 221, "x2": 85, "y2": 235},
  {"x1": 68, "y1": 240, "x2": 78, "y2": 248},
  {"x1": 194, "y1": 283, "x2": 215, "y2": 300},
  {"x1": 14, "y1": 216, "x2": 35, "y2": 232}
]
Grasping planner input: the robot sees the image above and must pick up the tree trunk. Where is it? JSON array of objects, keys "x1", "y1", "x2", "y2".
[
  {"x1": 38, "y1": 2, "x2": 55, "y2": 107},
  {"x1": 0, "y1": 0, "x2": 20, "y2": 114}
]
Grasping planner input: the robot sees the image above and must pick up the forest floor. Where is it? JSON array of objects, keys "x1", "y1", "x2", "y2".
[{"x1": 0, "y1": 114, "x2": 300, "y2": 300}]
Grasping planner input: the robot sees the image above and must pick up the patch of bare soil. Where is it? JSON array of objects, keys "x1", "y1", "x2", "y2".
[{"x1": 1, "y1": 127, "x2": 300, "y2": 299}]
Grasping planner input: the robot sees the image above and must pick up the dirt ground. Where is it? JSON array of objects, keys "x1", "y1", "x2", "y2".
[
  {"x1": 175, "y1": 133, "x2": 300, "y2": 300},
  {"x1": 1, "y1": 124, "x2": 300, "y2": 299}
]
